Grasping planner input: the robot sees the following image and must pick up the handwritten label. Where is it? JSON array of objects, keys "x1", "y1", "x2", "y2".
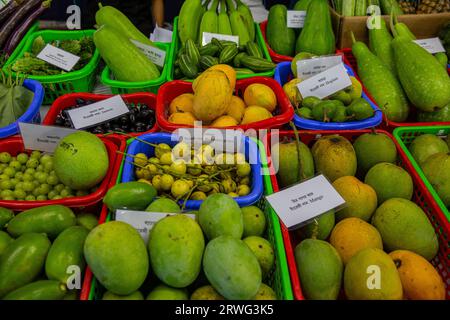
[
  {"x1": 296, "y1": 55, "x2": 343, "y2": 80},
  {"x1": 413, "y1": 37, "x2": 446, "y2": 54},
  {"x1": 66, "y1": 95, "x2": 129, "y2": 130},
  {"x1": 130, "y1": 39, "x2": 166, "y2": 67},
  {"x1": 115, "y1": 210, "x2": 196, "y2": 243},
  {"x1": 287, "y1": 10, "x2": 307, "y2": 28},
  {"x1": 202, "y1": 32, "x2": 239, "y2": 46},
  {"x1": 36, "y1": 44, "x2": 80, "y2": 71},
  {"x1": 19, "y1": 123, "x2": 77, "y2": 153},
  {"x1": 296, "y1": 63, "x2": 352, "y2": 99},
  {"x1": 150, "y1": 24, "x2": 173, "y2": 43},
  {"x1": 266, "y1": 175, "x2": 346, "y2": 230}
]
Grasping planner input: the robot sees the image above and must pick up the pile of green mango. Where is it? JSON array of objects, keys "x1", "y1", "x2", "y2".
[{"x1": 0, "y1": 206, "x2": 98, "y2": 300}]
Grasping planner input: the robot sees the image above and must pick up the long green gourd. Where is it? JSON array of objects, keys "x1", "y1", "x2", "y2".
[
  {"x1": 293, "y1": 0, "x2": 312, "y2": 36},
  {"x1": 351, "y1": 33, "x2": 409, "y2": 122},
  {"x1": 266, "y1": 4, "x2": 296, "y2": 56},
  {"x1": 369, "y1": 19, "x2": 395, "y2": 73}
]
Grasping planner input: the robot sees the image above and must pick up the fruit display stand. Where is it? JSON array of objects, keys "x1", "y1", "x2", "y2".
[
  {"x1": 274, "y1": 61, "x2": 383, "y2": 130},
  {"x1": 42, "y1": 92, "x2": 159, "y2": 136},
  {"x1": 262, "y1": 129, "x2": 450, "y2": 300},
  {"x1": 2, "y1": 29, "x2": 101, "y2": 105},
  {"x1": 394, "y1": 126, "x2": 450, "y2": 222},
  {"x1": 259, "y1": 21, "x2": 293, "y2": 63},
  {"x1": 100, "y1": 42, "x2": 172, "y2": 95},
  {"x1": 168, "y1": 17, "x2": 274, "y2": 81},
  {"x1": 0, "y1": 79, "x2": 44, "y2": 139},
  {"x1": 156, "y1": 77, "x2": 294, "y2": 131},
  {"x1": 338, "y1": 48, "x2": 450, "y2": 130}
]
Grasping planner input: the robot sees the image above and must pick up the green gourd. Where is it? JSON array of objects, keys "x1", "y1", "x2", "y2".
[
  {"x1": 369, "y1": 19, "x2": 395, "y2": 73},
  {"x1": 266, "y1": 5, "x2": 296, "y2": 56}
]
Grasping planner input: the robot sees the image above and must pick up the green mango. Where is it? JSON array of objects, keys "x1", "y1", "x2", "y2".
[
  {"x1": 146, "y1": 198, "x2": 181, "y2": 213},
  {"x1": 76, "y1": 213, "x2": 98, "y2": 231},
  {"x1": 103, "y1": 290, "x2": 144, "y2": 300},
  {"x1": 409, "y1": 134, "x2": 449, "y2": 166},
  {"x1": 3, "y1": 280, "x2": 67, "y2": 300},
  {"x1": 0, "y1": 230, "x2": 13, "y2": 257},
  {"x1": 346, "y1": 98, "x2": 374, "y2": 120},
  {"x1": 298, "y1": 210, "x2": 335, "y2": 240},
  {"x1": 297, "y1": 107, "x2": 312, "y2": 119},
  {"x1": 301, "y1": 96, "x2": 321, "y2": 109},
  {"x1": 0, "y1": 207, "x2": 13, "y2": 229},
  {"x1": 331, "y1": 105, "x2": 348, "y2": 122},
  {"x1": 147, "y1": 285, "x2": 188, "y2": 300},
  {"x1": 104, "y1": 182, "x2": 157, "y2": 211}
]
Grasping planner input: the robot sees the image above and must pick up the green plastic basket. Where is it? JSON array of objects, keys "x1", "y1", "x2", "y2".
[
  {"x1": 100, "y1": 42, "x2": 171, "y2": 94},
  {"x1": 87, "y1": 137, "x2": 292, "y2": 300},
  {"x1": 394, "y1": 126, "x2": 450, "y2": 222},
  {"x1": 3, "y1": 29, "x2": 100, "y2": 105},
  {"x1": 168, "y1": 16, "x2": 274, "y2": 82}
]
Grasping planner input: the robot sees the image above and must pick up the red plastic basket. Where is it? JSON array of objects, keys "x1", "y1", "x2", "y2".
[
  {"x1": 262, "y1": 129, "x2": 450, "y2": 300},
  {"x1": 260, "y1": 21, "x2": 293, "y2": 63},
  {"x1": 0, "y1": 136, "x2": 120, "y2": 211},
  {"x1": 156, "y1": 77, "x2": 294, "y2": 132},
  {"x1": 337, "y1": 48, "x2": 450, "y2": 131},
  {"x1": 43, "y1": 93, "x2": 159, "y2": 136}
]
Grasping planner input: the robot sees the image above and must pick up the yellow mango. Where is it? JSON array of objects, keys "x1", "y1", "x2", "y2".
[
  {"x1": 211, "y1": 116, "x2": 238, "y2": 127},
  {"x1": 226, "y1": 96, "x2": 246, "y2": 123},
  {"x1": 244, "y1": 84, "x2": 277, "y2": 112},
  {"x1": 168, "y1": 112, "x2": 197, "y2": 126},
  {"x1": 169, "y1": 93, "x2": 194, "y2": 115},
  {"x1": 241, "y1": 106, "x2": 273, "y2": 125}
]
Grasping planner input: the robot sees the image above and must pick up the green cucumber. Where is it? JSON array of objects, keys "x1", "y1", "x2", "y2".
[
  {"x1": 0, "y1": 233, "x2": 51, "y2": 298},
  {"x1": 0, "y1": 207, "x2": 13, "y2": 228},
  {"x1": 185, "y1": 39, "x2": 201, "y2": 66},
  {"x1": 104, "y1": 182, "x2": 157, "y2": 212},
  {"x1": 219, "y1": 44, "x2": 239, "y2": 64},
  {"x1": 199, "y1": 55, "x2": 219, "y2": 70},
  {"x1": 234, "y1": 67, "x2": 254, "y2": 75},
  {"x1": 266, "y1": 5, "x2": 296, "y2": 56},
  {"x1": 199, "y1": 43, "x2": 220, "y2": 56},
  {"x1": 233, "y1": 52, "x2": 248, "y2": 67},
  {"x1": 180, "y1": 54, "x2": 199, "y2": 78},
  {"x1": 45, "y1": 226, "x2": 89, "y2": 284},
  {"x1": 369, "y1": 19, "x2": 395, "y2": 73},
  {"x1": 3, "y1": 280, "x2": 67, "y2": 300},
  {"x1": 240, "y1": 56, "x2": 276, "y2": 72}
]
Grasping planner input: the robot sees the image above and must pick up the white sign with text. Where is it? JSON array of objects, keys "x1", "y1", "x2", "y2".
[
  {"x1": 19, "y1": 123, "x2": 77, "y2": 153},
  {"x1": 413, "y1": 37, "x2": 446, "y2": 54},
  {"x1": 150, "y1": 24, "x2": 173, "y2": 43},
  {"x1": 131, "y1": 39, "x2": 166, "y2": 67},
  {"x1": 287, "y1": 10, "x2": 307, "y2": 28},
  {"x1": 37, "y1": 44, "x2": 80, "y2": 71},
  {"x1": 202, "y1": 32, "x2": 239, "y2": 46},
  {"x1": 296, "y1": 55, "x2": 343, "y2": 80}
]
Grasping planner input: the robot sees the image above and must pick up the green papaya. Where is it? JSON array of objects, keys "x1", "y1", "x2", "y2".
[
  {"x1": 45, "y1": 226, "x2": 89, "y2": 284},
  {"x1": 296, "y1": 0, "x2": 335, "y2": 55},
  {"x1": 266, "y1": 5, "x2": 295, "y2": 56},
  {"x1": 103, "y1": 182, "x2": 157, "y2": 212},
  {"x1": 0, "y1": 207, "x2": 13, "y2": 228},
  {"x1": 0, "y1": 233, "x2": 51, "y2": 298},
  {"x1": 3, "y1": 280, "x2": 67, "y2": 300},
  {"x1": 7, "y1": 205, "x2": 76, "y2": 239}
]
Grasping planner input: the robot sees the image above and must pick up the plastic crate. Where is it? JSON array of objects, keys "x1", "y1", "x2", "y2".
[
  {"x1": 100, "y1": 42, "x2": 171, "y2": 94},
  {"x1": 168, "y1": 17, "x2": 274, "y2": 82},
  {"x1": 0, "y1": 135, "x2": 120, "y2": 211},
  {"x1": 0, "y1": 79, "x2": 44, "y2": 138},
  {"x1": 274, "y1": 61, "x2": 383, "y2": 130},
  {"x1": 3, "y1": 29, "x2": 100, "y2": 105},
  {"x1": 394, "y1": 126, "x2": 450, "y2": 223},
  {"x1": 42, "y1": 92, "x2": 159, "y2": 136},
  {"x1": 156, "y1": 77, "x2": 294, "y2": 131},
  {"x1": 337, "y1": 48, "x2": 450, "y2": 130},
  {"x1": 262, "y1": 129, "x2": 450, "y2": 300},
  {"x1": 259, "y1": 20, "x2": 293, "y2": 63}
]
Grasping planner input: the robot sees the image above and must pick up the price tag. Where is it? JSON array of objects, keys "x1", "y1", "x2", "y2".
[
  {"x1": 150, "y1": 24, "x2": 173, "y2": 43},
  {"x1": 130, "y1": 39, "x2": 166, "y2": 67},
  {"x1": 413, "y1": 37, "x2": 446, "y2": 54},
  {"x1": 115, "y1": 210, "x2": 196, "y2": 243},
  {"x1": 287, "y1": 10, "x2": 307, "y2": 28},
  {"x1": 36, "y1": 44, "x2": 80, "y2": 72},
  {"x1": 296, "y1": 63, "x2": 352, "y2": 99},
  {"x1": 66, "y1": 95, "x2": 129, "y2": 130},
  {"x1": 266, "y1": 175, "x2": 346, "y2": 230},
  {"x1": 19, "y1": 123, "x2": 77, "y2": 153},
  {"x1": 296, "y1": 55, "x2": 342, "y2": 80},
  {"x1": 202, "y1": 32, "x2": 239, "y2": 46}
]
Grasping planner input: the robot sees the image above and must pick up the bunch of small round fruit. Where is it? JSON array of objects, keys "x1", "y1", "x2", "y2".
[{"x1": 132, "y1": 142, "x2": 252, "y2": 202}]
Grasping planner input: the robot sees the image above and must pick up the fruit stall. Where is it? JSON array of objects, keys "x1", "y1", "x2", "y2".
[{"x1": 0, "y1": 0, "x2": 449, "y2": 305}]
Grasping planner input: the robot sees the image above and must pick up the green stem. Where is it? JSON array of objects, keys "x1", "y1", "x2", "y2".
[
  {"x1": 350, "y1": 31, "x2": 356, "y2": 44},
  {"x1": 289, "y1": 121, "x2": 304, "y2": 182}
]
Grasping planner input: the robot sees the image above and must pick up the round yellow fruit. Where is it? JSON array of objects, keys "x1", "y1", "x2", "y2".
[
  {"x1": 168, "y1": 112, "x2": 197, "y2": 126},
  {"x1": 244, "y1": 83, "x2": 277, "y2": 112},
  {"x1": 211, "y1": 115, "x2": 239, "y2": 127},
  {"x1": 226, "y1": 96, "x2": 246, "y2": 123},
  {"x1": 169, "y1": 93, "x2": 194, "y2": 115},
  {"x1": 207, "y1": 64, "x2": 236, "y2": 91},
  {"x1": 241, "y1": 106, "x2": 273, "y2": 125}
]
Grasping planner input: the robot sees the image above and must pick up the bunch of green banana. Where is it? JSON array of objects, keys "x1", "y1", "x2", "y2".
[{"x1": 178, "y1": 0, "x2": 204, "y2": 44}]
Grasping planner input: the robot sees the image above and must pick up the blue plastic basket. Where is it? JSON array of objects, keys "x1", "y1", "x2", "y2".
[
  {"x1": 121, "y1": 132, "x2": 264, "y2": 210},
  {"x1": 274, "y1": 61, "x2": 383, "y2": 130},
  {"x1": 0, "y1": 79, "x2": 44, "y2": 138}
]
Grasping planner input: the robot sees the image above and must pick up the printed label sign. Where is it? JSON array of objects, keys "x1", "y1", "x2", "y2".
[
  {"x1": 296, "y1": 55, "x2": 343, "y2": 80},
  {"x1": 287, "y1": 10, "x2": 307, "y2": 28},
  {"x1": 413, "y1": 37, "x2": 446, "y2": 54},
  {"x1": 150, "y1": 24, "x2": 173, "y2": 43},
  {"x1": 115, "y1": 210, "x2": 196, "y2": 243},
  {"x1": 66, "y1": 95, "x2": 129, "y2": 130},
  {"x1": 202, "y1": 32, "x2": 239, "y2": 46},
  {"x1": 130, "y1": 39, "x2": 166, "y2": 67},
  {"x1": 19, "y1": 123, "x2": 77, "y2": 153},
  {"x1": 266, "y1": 174, "x2": 346, "y2": 229},
  {"x1": 296, "y1": 63, "x2": 352, "y2": 99},
  {"x1": 36, "y1": 44, "x2": 80, "y2": 71}
]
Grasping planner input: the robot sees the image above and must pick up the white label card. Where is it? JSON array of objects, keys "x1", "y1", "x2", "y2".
[
  {"x1": 150, "y1": 24, "x2": 173, "y2": 43},
  {"x1": 19, "y1": 123, "x2": 77, "y2": 153},
  {"x1": 202, "y1": 32, "x2": 239, "y2": 46},
  {"x1": 36, "y1": 44, "x2": 80, "y2": 72},
  {"x1": 287, "y1": 11, "x2": 307, "y2": 28},
  {"x1": 67, "y1": 95, "x2": 129, "y2": 130},
  {"x1": 130, "y1": 39, "x2": 166, "y2": 67},
  {"x1": 413, "y1": 37, "x2": 446, "y2": 54},
  {"x1": 296, "y1": 63, "x2": 352, "y2": 99},
  {"x1": 296, "y1": 55, "x2": 343, "y2": 80},
  {"x1": 266, "y1": 175, "x2": 346, "y2": 230},
  {"x1": 115, "y1": 210, "x2": 196, "y2": 244}
]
